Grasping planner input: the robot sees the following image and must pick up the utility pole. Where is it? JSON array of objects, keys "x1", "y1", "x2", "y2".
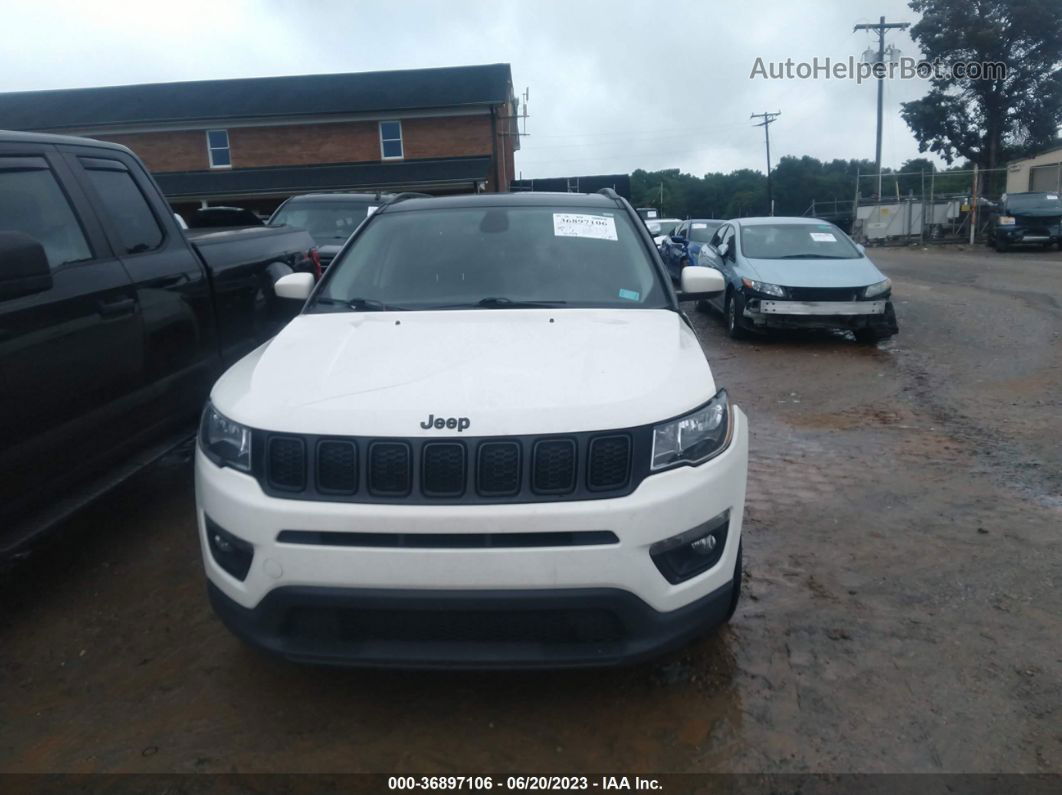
[
  {"x1": 751, "y1": 111, "x2": 781, "y2": 216},
  {"x1": 854, "y1": 16, "x2": 909, "y2": 201}
]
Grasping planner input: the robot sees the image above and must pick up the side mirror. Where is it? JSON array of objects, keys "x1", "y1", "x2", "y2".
[
  {"x1": 855, "y1": 243, "x2": 866, "y2": 256},
  {"x1": 274, "y1": 272, "x2": 314, "y2": 300},
  {"x1": 671, "y1": 234, "x2": 687, "y2": 245},
  {"x1": 717, "y1": 242, "x2": 729, "y2": 259},
  {"x1": 0, "y1": 231, "x2": 52, "y2": 301},
  {"x1": 678, "y1": 265, "x2": 725, "y2": 299}
]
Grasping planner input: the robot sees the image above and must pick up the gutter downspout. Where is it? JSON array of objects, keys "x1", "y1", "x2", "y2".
[{"x1": 490, "y1": 106, "x2": 503, "y2": 193}]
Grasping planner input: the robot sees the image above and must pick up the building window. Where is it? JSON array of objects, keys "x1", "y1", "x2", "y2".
[
  {"x1": 379, "y1": 121, "x2": 403, "y2": 160},
  {"x1": 206, "y1": 129, "x2": 231, "y2": 168}
]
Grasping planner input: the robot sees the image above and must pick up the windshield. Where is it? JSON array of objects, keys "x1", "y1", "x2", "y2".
[
  {"x1": 739, "y1": 223, "x2": 860, "y2": 259},
  {"x1": 1006, "y1": 193, "x2": 1062, "y2": 213},
  {"x1": 271, "y1": 201, "x2": 377, "y2": 242},
  {"x1": 688, "y1": 221, "x2": 721, "y2": 243},
  {"x1": 312, "y1": 205, "x2": 670, "y2": 311}
]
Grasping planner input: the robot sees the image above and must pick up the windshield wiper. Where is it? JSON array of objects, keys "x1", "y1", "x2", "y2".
[
  {"x1": 474, "y1": 297, "x2": 568, "y2": 308},
  {"x1": 315, "y1": 296, "x2": 409, "y2": 311},
  {"x1": 777, "y1": 253, "x2": 851, "y2": 259}
]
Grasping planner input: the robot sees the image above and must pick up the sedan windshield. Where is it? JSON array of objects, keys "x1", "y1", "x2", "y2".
[
  {"x1": 313, "y1": 205, "x2": 670, "y2": 310},
  {"x1": 648, "y1": 219, "x2": 680, "y2": 236},
  {"x1": 271, "y1": 201, "x2": 377, "y2": 242},
  {"x1": 688, "y1": 221, "x2": 721, "y2": 242},
  {"x1": 739, "y1": 223, "x2": 860, "y2": 259}
]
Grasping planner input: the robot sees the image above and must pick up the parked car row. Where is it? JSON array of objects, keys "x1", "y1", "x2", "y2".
[{"x1": 651, "y1": 214, "x2": 898, "y2": 343}]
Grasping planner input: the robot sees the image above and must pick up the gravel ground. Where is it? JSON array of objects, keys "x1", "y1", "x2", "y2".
[{"x1": 1, "y1": 245, "x2": 1059, "y2": 775}]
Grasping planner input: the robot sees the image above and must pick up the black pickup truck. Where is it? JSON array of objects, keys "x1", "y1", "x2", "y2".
[{"x1": 0, "y1": 131, "x2": 317, "y2": 554}]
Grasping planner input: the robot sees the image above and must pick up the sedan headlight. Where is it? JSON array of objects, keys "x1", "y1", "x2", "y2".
[
  {"x1": 863, "y1": 278, "x2": 892, "y2": 299},
  {"x1": 652, "y1": 390, "x2": 732, "y2": 471},
  {"x1": 741, "y1": 277, "x2": 786, "y2": 298},
  {"x1": 199, "y1": 403, "x2": 252, "y2": 471}
]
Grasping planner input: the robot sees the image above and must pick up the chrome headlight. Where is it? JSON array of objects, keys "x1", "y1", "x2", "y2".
[
  {"x1": 741, "y1": 277, "x2": 786, "y2": 298},
  {"x1": 863, "y1": 278, "x2": 892, "y2": 299},
  {"x1": 651, "y1": 390, "x2": 732, "y2": 471},
  {"x1": 199, "y1": 403, "x2": 252, "y2": 471}
]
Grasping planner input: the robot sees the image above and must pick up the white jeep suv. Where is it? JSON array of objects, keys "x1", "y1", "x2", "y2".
[{"x1": 196, "y1": 189, "x2": 749, "y2": 668}]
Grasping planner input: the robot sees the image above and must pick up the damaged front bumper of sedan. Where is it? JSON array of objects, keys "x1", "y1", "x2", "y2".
[{"x1": 741, "y1": 296, "x2": 899, "y2": 333}]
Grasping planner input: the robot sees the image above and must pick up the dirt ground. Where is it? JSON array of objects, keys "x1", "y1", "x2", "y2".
[{"x1": 1, "y1": 245, "x2": 1059, "y2": 775}]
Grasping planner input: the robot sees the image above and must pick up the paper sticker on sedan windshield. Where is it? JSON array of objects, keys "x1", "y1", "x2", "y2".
[
  {"x1": 810, "y1": 232, "x2": 837, "y2": 242},
  {"x1": 692, "y1": 223, "x2": 707, "y2": 229},
  {"x1": 553, "y1": 213, "x2": 618, "y2": 241}
]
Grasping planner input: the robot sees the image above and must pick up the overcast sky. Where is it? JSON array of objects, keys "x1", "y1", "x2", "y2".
[{"x1": 0, "y1": 0, "x2": 941, "y2": 179}]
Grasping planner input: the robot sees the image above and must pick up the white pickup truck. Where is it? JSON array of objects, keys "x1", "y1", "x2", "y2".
[{"x1": 196, "y1": 189, "x2": 749, "y2": 668}]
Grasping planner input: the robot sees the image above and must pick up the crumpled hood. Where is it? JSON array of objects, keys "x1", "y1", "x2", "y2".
[
  {"x1": 744, "y1": 256, "x2": 887, "y2": 288},
  {"x1": 212, "y1": 309, "x2": 717, "y2": 437}
]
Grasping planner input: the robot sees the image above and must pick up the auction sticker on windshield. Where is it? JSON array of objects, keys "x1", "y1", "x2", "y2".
[
  {"x1": 553, "y1": 213, "x2": 618, "y2": 241},
  {"x1": 810, "y1": 232, "x2": 837, "y2": 242}
]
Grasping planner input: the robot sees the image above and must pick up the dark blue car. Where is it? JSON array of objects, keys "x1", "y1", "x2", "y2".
[{"x1": 659, "y1": 219, "x2": 723, "y2": 282}]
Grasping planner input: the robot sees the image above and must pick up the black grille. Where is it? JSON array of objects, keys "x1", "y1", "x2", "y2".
[
  {"x1": 369, "y1": 442, "x2": 412, "y2": 496},
  {"x1": 588, "y1": 435, "x2": 631, "y2": 490},
  {"x1": 532, "y1": 439, "x2": 577, "y2": 494},
  {"x1": 786, "y1": 286, "x2": 861, "y2": 302},
  {"x1": 277, "y1": 529, "x2": 619, "y2": 548},
  {"x1": 421, "y1": 442, "x2": 466, "y2": 497},
  {"x1": 251, "y1": 425, "x2": 657, "y2": 504},
  {"x1": 284, "y1": 606, "x2": 625, "y2": 645},
  {"x1": 267, "y1": 437, "x2": 306, "y2": 491},
  {"x1": 477, "y1": 441, "x2": 521, "y2": 496},
  {"x1": 317, "y1": 440, "x2": 357, "y2": 494}
]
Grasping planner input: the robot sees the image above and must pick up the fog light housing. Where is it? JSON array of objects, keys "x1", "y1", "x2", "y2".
[
  {"x1": 205, "y1": 515, "x2": 254, "y2": 581},
  {"x1": 650, "y1": 511, "x2": 730, "y2": 584}
]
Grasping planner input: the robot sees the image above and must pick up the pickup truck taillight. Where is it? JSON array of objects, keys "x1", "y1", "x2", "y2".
[{"x1": 309, "y1": 247, "x2": 322, "y2": 280}]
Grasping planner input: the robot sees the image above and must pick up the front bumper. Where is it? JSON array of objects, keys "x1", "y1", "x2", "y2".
[
  {"x1": 995, "y1": 227, "x2": 1060, "y2": 244},
  {"x1": 743, "y1": 296, "x2": 896, "y2": 331},
  {"x1": 195, "y1": 409, "x2": 748, "y2": 666},
  {"x1": 207, "y1": 580, "x2": 735, "y2": 669}
]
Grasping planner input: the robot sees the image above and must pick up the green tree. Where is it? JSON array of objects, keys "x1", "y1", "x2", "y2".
[{"x1": 901, "y1": 0, "x2": 1062, "y2": 171}]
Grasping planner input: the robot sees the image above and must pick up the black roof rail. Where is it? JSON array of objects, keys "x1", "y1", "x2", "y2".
[
  {"x1": 383, "y1": 191, "x2": 433, "y2": 206},
  {"x1": 596, "y1": 187, "x2": 621, "y2": 201}
]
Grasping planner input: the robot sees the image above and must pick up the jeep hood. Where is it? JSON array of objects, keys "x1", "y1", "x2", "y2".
[
  {"x1": 743, "y1": 256, "x2": 887, "y2": 288},
  {"x1": 212, "y1": 309, "x2": 717, "y2": 437}
]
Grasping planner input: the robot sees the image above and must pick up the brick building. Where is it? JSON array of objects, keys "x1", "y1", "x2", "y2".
[{"x1": 0, "y1": 64, "x2": 519, "y2": 215}]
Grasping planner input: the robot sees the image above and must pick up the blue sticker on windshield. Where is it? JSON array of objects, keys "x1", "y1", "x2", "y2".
[{"x1": 618, "y1": 289, "x2": 640, "y2": 301}]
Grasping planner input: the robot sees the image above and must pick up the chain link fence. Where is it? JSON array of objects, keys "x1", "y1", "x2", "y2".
[{"x1": 806, "y1": 167, "x2": 1009, "y2": 246}]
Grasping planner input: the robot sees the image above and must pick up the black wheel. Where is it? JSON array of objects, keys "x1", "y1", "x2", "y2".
[
  {"x1": 725, "y1": 291, "x2": 747, "y2": 339},
  {"x1": 722, "y1": 543, "x2": 742, "y2": 623}
]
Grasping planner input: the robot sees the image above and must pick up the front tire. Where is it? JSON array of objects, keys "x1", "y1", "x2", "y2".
[{"x1": 725, "y1": 291, "x2": 747, "y2": 339}]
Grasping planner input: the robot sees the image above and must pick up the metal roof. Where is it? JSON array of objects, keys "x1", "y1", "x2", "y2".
[{"x1": 0, "y1": 64, "x2": 513, "y2": 131}]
